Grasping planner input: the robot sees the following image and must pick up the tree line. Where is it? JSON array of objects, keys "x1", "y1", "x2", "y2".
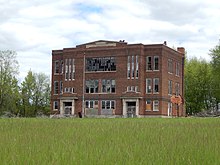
[
  {"x1": 185, "y1": 41, "x2": 220, "y2": 114},
  {"x1": 0, "y1": 41, "x2": 220, "y2": 117},
  {"x1": 0, "y1": 50, "x2": 50, "y2": 117}
]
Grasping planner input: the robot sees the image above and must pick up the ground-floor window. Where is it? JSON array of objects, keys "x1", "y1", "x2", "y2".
[
  {"x1": 146, "y1": 100, "x2": 151, "y2": 111},
  {"x1": 53, "y1": 101, "x2": 58, "y2": 110},
  {"x1": 85, "y1": 100, "x2": 99, "y2": 115},
  {"x1": 153, "y1": 100, "x2": 159, "y2": 111},
  {"x1": 101, "y1": 100, "x2": 115, "y2": 115}
]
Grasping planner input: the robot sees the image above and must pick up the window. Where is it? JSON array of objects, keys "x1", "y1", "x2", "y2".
[
  {"x1": 127, "y1": 56, "x2": 130, "y2": 79},
  {"x1": 153, "y1": 100, "x2": 159, "y2": 111},
  {"x1": 102, "y1": 79, "x2": 116, "y2": 93},
  {"x1": 154, "y1": 56, "x2": 159, "y2": 70},
  {"x1": 64, "y1": 59, "x2": 75, "y2": 81},
  {"x1": 146, "y1": 100, "x2": 151, "y2": 111},
  {"x1": 175, "y1": 83, "x2": 180, "y2": 96},
  {"x1": 85, "y1": 100, "x2": 98, "y2": 109},
  {"x1": 146, "y1": 78, "x2": 152, "y2": 94},
  {"x1": 54, "y1": 61, "x2": 59, "y2": 74},
  {"x1": 53, "y1": 101, "x2": 58, "y2": 110},
  {"x1": 146, "y1": 56, "x2": 152, "y2": 71},
  {"x1": 168, "y1": 80, "x2": 172, "y2": 95},
  {"x1": 60, "y1": 81, "x2": 63, "y2": 94},
  {"x1": 86, "y1": 57, "x2": 116, "y2": 72},
  {"x1": 65, "y1": 59, "x2": 68, "y2": 80},
  {"x1": 135, "y1": 86, "x2": 138, "y2": 92},
  {"x1": 61, "y1": 60, "x2": 64, "y2": 74},
  {"x1": 101, "y1": 100, "x2": 115, "y2": 109},
  {"x1": 168, "y1": 59, "x2": 173, "y2": 73},
  {"x1": 54, "y1": 81, "x2": 59, "y2": 94},
  {"x1": 136, "y1": 55, "x2": 139, "y2": 79},
  {"x1": 86, "y1": 80, "x2": 99, "y2": 93},
  {"x1": 72, "y1": 59, "x2": 75, "y2": 80},
  {"x1": 64, "y1": 87, "x2": 75, "y2": 93},
  {"x1": 131, "y1": 56, "x2": 135, "y2": 79},
  {"x1": 69, "y1": 59, "x2": 72, "y2": 80},
  {"x1": 153, "y1": 78, "x2": 159, "y2": 93},
  {"x1": 176, "y1": 62, "x2": 180, "y2": 76}
]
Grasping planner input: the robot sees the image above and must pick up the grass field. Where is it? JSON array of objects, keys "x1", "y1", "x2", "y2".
[{"x1": 0, "y1": 118, "x2": 219, "y2": 165}]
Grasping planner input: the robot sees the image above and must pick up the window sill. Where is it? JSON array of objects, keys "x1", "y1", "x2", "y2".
[{"x1": 153, "y1": 110, "x2": 159, "y2": 112}]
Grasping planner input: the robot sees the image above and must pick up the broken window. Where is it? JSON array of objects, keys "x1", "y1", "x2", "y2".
[
  {"x1": 153, "y1": 78, "x2": 159, "y2": 93},
  {"x1": 101, "y1": 100, "x2": 115, "y2": 109},
  {"x1": 146, "y1": 78, "x2": 152, "y2": 94},
  {"x1": 53, "y1": 101, "x2": 58, "y2": 110},
  {"x1": 131, "y1": 56, "x2": 135, "y2": 79},
  {"x1": 146, "y1": 56, "x2": 152, "y2": 71},
  {"x1": 154, "y1": 56, "x2": 159, "y2": 70},
  {"x1": 86, "y1": 80, "x2": 99, "y2": 93},
  {"x1": 54, "y1": 61, "x2": 59, "y2": 74},
  {"x1": 60, "y1": 81, "x2": 63, "y2": 94},
  {"x1": 102, "y1": 79, "x2": 116, "y2": 93},
  {"x1": 61, "y1": 60, "x2": 64, "y2": 74},
  {"x1": 54, "y1": 81, "x2": 59, "y2": 94},
  {"x1": 86, "y1": 57, "x2": 116, "y2": 72},
  {"x1": 85, "y1": 100, "x2": 98, "y2": 109}
]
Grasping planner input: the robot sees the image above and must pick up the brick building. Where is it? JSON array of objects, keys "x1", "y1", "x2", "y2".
[{"x1": 51, "y1": 40, "x2": 185, "y2": 117}]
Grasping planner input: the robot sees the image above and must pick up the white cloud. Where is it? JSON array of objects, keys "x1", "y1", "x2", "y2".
[{"x1": 0, "y1": 0, "x2": 220, "y2": 81}]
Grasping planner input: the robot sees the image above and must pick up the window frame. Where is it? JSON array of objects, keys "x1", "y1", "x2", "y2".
[{"x1": 153, "y1": 100, "x2": 159, "y2": 111}]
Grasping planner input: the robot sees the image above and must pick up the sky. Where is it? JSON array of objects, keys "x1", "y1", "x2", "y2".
[{"x1": 0, "y1": 0, "x2": 220, "y2": 81}]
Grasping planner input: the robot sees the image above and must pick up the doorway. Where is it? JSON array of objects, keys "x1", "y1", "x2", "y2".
[
  {"x1": 127, "y1": 102, "x2": 136, "y2": 118},
  {"x1": 64, "y1": 102, "x2": 72, "y2": 115}
]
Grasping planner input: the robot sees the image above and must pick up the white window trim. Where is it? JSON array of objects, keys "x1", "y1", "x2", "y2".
[{"x1": 153, "y1": 100, "x2": 159, "y2": 111}]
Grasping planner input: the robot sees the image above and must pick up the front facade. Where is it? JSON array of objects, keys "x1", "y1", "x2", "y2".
[{"x1": 51, "y1": 40, "x2": 185, "y2": 117}]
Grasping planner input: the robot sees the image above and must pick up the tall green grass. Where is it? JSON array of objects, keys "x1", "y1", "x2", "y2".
[{"x1": 0, "y1": 118, "x2": 219, "y2": 165}]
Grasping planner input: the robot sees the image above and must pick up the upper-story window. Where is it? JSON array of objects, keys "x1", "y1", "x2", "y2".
[
  {"x1": 60, "y1": 81, "x2": 63, "y2": 94},
  {"x1": 54, "y1": 81, "x2": 59, "y2": 95},
  {"x1": 54, "y1": 61, "x2": 59, "y2": 74},
  {"x1": 168, "y1": 59, "x2": 173, "y2": 74},
  {"x1": 86, "y1": 80, "x2": 99, "y2": 93},
  {"x1": 136, "y1": 55, "x2": 139, "y2": 78},
  {"x1": 175, "y1": 82, "x2": 180, "y2": 96},
  {"x1": 146, "y1": 56, "x2": 152, "y2": 71},
  {"x1": 131, "y1": 56, "x2": 135, "y2": 79},
  {"x1": 176, "y1": 62, "x2": 180, "y2": 76},
  {"x1": 127, "y1": 56, "x2": 130, "y2": 79},
  {"x1": 168, "y1": 80, "x2": 172, "y2": 95},
  {"x1": 102, "y1": 79, "x2": 116, "y2": 93},
  {"x1": 86, "y1": 57, "x2": 116, "y2": 72},
  {"x1": 146, "y1": 78, "x2": 152, "y2": 94},
  {"x1": 61, "y1": 60, "x2": 64, "y2": 74},
  {"x1": 65, "y1": 59, "x2": 75, "y2": 81},
  {"x1": 153, "y1": 78, "x2": 159, "y2": 93},
  {"x1": 154, "y1": 56, "x2": 159, "y2": 71}
]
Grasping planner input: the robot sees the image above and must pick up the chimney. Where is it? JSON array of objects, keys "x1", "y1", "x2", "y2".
[
  {"x1": 163, "y1": 41, "x2": 167, "y2": 45},
  {"x1": 177, "y1": 47, "x2": 185, "y2": 54}
]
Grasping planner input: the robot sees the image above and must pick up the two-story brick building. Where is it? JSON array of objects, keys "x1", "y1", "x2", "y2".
[{"x1": 51, "y1": 40, "x2": 185, "y2": 117}]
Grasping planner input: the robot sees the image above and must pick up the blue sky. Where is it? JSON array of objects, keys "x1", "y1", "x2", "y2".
[{"x1": 0, "y1": 0, "x2": 220, "y2": 81}]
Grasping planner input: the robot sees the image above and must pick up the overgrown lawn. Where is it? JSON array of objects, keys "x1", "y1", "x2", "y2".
[{"x1": 0, "y1": 118, "x2": 219, "y2": 164}]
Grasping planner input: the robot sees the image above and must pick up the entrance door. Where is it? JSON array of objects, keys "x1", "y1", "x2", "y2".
[
  {"x1": 64, "y1": 102, "x2": 72, "y2": 115},
  {"x1": 127, "y1": 102, "x2": 136, "y2": 118}
]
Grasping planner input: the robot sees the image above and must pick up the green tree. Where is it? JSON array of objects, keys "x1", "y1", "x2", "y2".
[
  {"x1": 21, "y1": 70, "x2": 50, "y2": 117},
  {"x1": 0, "y1": 50, "x2": 20, "y2": 116},
  {"x1": 184, "y1": 57, "x2": 212, "y2": 114},
  {"x1": 210, "y1": 41, "x2": 220, "y2": 110}
]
